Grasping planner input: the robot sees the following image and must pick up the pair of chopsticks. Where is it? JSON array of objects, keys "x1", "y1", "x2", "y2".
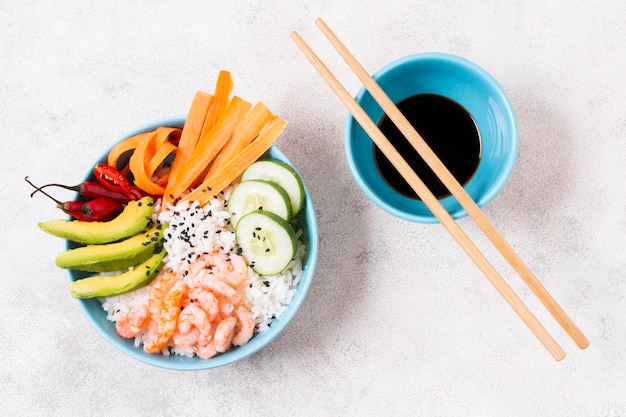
[{"x1": 291, "y1": 18, "x2": 589, "y2": 360}]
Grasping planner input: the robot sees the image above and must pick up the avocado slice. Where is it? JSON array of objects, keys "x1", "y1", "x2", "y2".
[
  {"x1": 38, "y1": 196, "x2": 154, "y2": 244},
  {"x1": 69, "y1": 249, "x2": 166, "y2": 298},
  {"x1": 55, "y1": 223, "x2": 166, "y2": 272}
]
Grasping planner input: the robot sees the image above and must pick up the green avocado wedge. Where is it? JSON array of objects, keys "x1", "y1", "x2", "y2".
[
  {"x1": 38, "y1": 196, "x2": 154, "y2": 244},
  {"x1": 55, "y1": 223, "x2": 166, "y2": 272},
  {"x1": 69, "y1": 249, "x2": 166, "y2": 299}
]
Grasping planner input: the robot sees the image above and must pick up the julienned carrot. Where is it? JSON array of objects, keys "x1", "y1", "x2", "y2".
[
  {"x1": 129, "y1": 127, "x2": 180, "y2": 195},
  {"x1": 183, "y1": 115, "x2": 287, "y2": 205},
  {"x1": 205, "y1": 101, "x2": 273, "y2": 180},
  {"x1": 165, "y1": 96, "x2": 252, "y2": 202},
  {"x1": 201, "y1": 71, "x2": 234, "y2": 137},
  {"x1": 165, "y1": 91, "x2": 212, "y2": 204},
  {"x1": 107, "y1": 132, "x2": 150, "y2": 170},
  {"x1": 148, "y1": 140, "x2": 177, "y2": 174}
]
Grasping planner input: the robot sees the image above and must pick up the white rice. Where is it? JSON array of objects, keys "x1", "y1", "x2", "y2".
[{"x1": 100, "y1": 190, "x2": 305, "y2": 339}]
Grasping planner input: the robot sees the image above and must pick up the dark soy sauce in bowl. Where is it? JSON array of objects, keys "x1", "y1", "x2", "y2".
[{"x1": 374, "y1": 94, "x2": 481, "y2": 200}]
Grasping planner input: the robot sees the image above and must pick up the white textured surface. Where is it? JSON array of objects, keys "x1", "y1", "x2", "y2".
[{"x1": 2, "y1": 1, "x2": 625, "y2": 415}]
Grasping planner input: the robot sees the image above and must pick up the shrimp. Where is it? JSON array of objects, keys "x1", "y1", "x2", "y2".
[
  {"x1": 219, "y1": 299, "x2": 235, "y2": 318},
  {"x1": 190, "y1": 269, "x2": 244, "y2": 306},
  {"x1": 176, "y1": 302, "x2": 218, "y2": 359},
  {"x1": 144, "y1": 280, "x2": 187, "y2": 353},
  {"x1": 214, "y1": 316, "x2": 237, "y2": 353},
  {"x1": 232, "y1": 304, "x2": 255, "y2": 347},
  {"x1": 115, "y1": 304, "x2": 149, "y2": 339},
  {"x1": 178, "y1": 303, "x2": 209, "y2": 334},
  {"x1": 196, "y1": 341, "x2": 217, "y2": 359},
  {"x1": 148, "y1": 271, "x2": 179, "y2": 321},
  {"x1": 186, "y1": 287, "x2": 219, "y2": 322},
  {"x1": 172, "y1": 328, "x2": 200, "y2": 355},
  {"x1": 195, "y1": 251, "x2": 248, "y2": 287}
]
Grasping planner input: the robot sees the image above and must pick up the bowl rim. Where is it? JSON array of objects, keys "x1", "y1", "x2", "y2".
[
  {"x1": 70, "y1": 116, "x2": 319, "y2": 370},
  {"x1": 344, "y1": 51, "x2": 519, "y2": 224}
]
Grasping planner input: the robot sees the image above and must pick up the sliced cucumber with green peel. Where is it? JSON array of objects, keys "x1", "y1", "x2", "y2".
[
  {"x1": 241, "y1": 159, "x2": 305, "y2": 216},
  {"x1": 227, "y1": 179, "x2": 292, "y2": 229},
  {"x1": 235, "y1": 210, "x2": 297, "y2": 276}
]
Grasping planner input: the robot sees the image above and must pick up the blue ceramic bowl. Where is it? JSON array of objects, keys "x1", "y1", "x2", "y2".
[
  {"x1": 345, "y1": 52, "x2": 519, "y2": 223},
  {"x1": 69, "y1": 116, "x2": 318, "y2": 370}
]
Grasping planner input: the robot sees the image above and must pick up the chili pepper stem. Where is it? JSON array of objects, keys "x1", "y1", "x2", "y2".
[
  {"x1": 28, "y1": 182, "x2": 80, "y2": 198},
  {"x1": 25, "y1": 176, "x2": 64, "y2": 204}
]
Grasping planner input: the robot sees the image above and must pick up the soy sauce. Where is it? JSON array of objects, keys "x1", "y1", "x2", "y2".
[{"x1": 374, "y1": 93, "x2": 481, "y2": 200}]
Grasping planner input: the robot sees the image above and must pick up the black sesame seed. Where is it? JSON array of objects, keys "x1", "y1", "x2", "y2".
[{"x1": 138, "y1": 202, "x2": 142, "y2": 207}]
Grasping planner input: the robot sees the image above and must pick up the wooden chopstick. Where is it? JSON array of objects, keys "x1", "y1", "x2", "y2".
[
  {"x1": 291, "y1": 20, "x2": 587, "y2": 359},
  {"x1": 311, "y1": 18, "x2": 589, "y2": 352}
]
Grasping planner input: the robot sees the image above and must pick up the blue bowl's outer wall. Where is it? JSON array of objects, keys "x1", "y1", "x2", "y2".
[
  {"x1": 344, "y1": 52, "x2": 519, "y2": 223},
  {"x1": 69, "y1": 116, "x2": 319, "y2": 370}
]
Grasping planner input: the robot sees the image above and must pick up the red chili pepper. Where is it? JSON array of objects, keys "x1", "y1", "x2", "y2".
[
  {"x1": 26, "y1": 176, "x2": 123, "y2": 221},
  {"x1": 93, "y1": 164, "x2": 140, "y2": 200},
  {"x1": 28, "y1": 180, "x2": 132, "y2": 203},
  {"x1": 58, "y1": 201, "x2": 89, "y2": 221},
  {"x1": 78, "y1": 197, "x2": 124, "y2": 221}
]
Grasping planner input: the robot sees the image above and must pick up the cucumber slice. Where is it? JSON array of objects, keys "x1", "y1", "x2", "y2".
[
  {"x1": 241, "y1": 159, "x2": 305, "y2": 216},
  {"x1": 235, "y1": 210, "x2": 296, "y2": 276},
  {"x1": 227, "y1": 180, "x2": 292, "y2": 229}
]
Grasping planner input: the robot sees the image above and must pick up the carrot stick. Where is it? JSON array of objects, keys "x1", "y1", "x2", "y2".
[
  {"x1": 183, "y1": 115, "x2": 287, "y2": 205},
  {"x1": 148, "y1": 140, "x2": 177, "y2": 174},
  {"x1": 165, "y1": 96, "x2": 252, "y2": 202},
  {"x1": 201, "y1": 71, "x2": 234, "y2": 136},
  {"x1": 129, "y1": 127, "x2": 179, "y2": 195},
  {"x1": 107, "y1": 132, "x2": 150, "y2": 170},
  {"x1": 165, "y1": 91, "x2": 212, "y2": 204},
  {"x1": 205, "y1": 101, "x2": 273, "y2": 179}
]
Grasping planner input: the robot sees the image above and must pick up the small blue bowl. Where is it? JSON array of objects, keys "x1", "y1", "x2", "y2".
[
  {"x1": 69, "y1": 116, "x2": 319, "y2": 370},
  {"x1": 345, "y1": 52, "x2": 519, "y2": 223}
]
